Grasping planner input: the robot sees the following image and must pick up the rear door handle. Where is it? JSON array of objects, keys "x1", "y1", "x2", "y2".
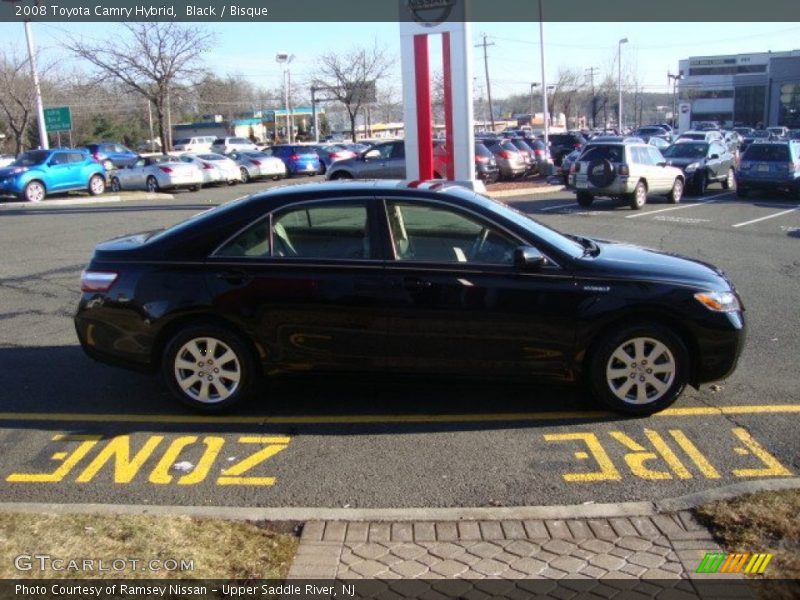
[{"x1": 216, "y1": 270, "x2": 252, "y2": 285}]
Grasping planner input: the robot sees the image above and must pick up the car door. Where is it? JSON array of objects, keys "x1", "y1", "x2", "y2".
[
  {"x1": 357, "y1": 143, "x2": 396, "y2": 178},
  {"x1": 44, "y1": 151, "x2": 73, "y2": 191},
  {"x1": 205, "y1": 198, "x2": 389, "y2": 372},
  {"x1": 707, "y1": 142, "x2": 728, "y2": 180},
  {"x1": 644, "y1": 146, "x2": 672, "y2": 192},
  {"x1": 387, "y1": 141, "x2": 407, "y2": 178},
  {"x1": 117, "y1": 158, "x2": 146, "y2": 189},
  {"x1": 380, "y1": 197, "x2": 580, "y2": 378}
]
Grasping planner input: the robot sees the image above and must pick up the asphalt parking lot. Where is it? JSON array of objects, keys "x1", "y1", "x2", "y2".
[{"x1": 0, "y1": 179, "x2": 798, "y2": 508}]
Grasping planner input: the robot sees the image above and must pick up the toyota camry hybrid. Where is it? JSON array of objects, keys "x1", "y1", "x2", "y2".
[{"x1": 74, "y1": 181, "x2": 745, "y2": 415}]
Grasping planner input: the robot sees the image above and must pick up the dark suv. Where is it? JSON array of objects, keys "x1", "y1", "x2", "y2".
[
  {"x1": 662, "y1": 140, "x2": 735, "y2": 195},
  {"x1": 735, "y1": 141, "x2": 800, "y2": 198},
  {"x1": 548, "y1": 132, "x2": 587, "y2": 166}
]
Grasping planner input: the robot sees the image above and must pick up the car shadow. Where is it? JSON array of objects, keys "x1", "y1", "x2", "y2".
[{"x1": 0, "y1": 345, "x2": 632, "y2": 436}]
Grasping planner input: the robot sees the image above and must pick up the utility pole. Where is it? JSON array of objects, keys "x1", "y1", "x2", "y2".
[
  {"x1": 585, "y1": 67, "x2": 599, "y2": 129},
  {"x1": 475, "y1": 35, "x2": 496, "y2": 132},
  {"x1": 147, "y1": 100, "x2": 155, "y2": 152}
]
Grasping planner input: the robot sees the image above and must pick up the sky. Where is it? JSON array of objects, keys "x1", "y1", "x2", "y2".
[{"x1": 2, "y1": 20, "x2": 800, "y2": 101}]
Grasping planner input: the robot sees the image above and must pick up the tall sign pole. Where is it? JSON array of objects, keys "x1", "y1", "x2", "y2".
[{"x1": 23, "y1": 20, "x2": 48, "y2": 149}]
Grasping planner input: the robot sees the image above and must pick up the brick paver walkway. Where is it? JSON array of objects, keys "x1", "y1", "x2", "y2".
[{"x1": 288, "y1": 511, "x2": 737, "y2": 582}]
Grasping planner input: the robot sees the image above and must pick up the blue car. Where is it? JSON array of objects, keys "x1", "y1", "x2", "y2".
[
  {"x1": 84, "y1": 142, "x2": 139, "y2": 169},
  {"x1": 0, "y1": 148, "x2": 107, "y2": 202},
  {"x1": 267, "y1": 145, "x2": 322, "y2": 177},
  {"x1": 735, "y1": 140, "x2": 800, "y2": 198}
]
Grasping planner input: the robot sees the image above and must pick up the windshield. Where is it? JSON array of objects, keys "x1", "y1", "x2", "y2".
[
  {"x1": 751, "y1": 130, "x2": 770, "y2": 138},
  {"x1": 663, "y1": 143, "x2": 708, "y2": 158},
  {"x1": 635, "y1": 128, "x2": 666, "y2": 135},
  {"x1": 12, "y1": 150, "x2": 49, "y2": 167}
]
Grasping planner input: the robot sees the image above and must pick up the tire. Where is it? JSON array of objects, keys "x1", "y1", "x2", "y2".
[
  {"x1": 330, "y1": 171, "x2": 353, "y2": 181},
  {"x1": 667, "y1": 178, "x2": 683, "y2": 204},
  {"x1": 88, "y1": 174, "x2": 106, "y2": 196},
  {"x1": 189, "y1": 185, "x2": 200, "y2": 192},
  {"x1": 695, "y1": 171, "x2": 707, "y2": 196},
  {"x1": 587, "y1": 159, "x2": 616, "y2": 187},
  {"x1": 146, "y1": 176, "x2": 159, "y2": 193},
  {"x1": 588, "y1": 323, "x2": 689, "y2": 415},
  {"x1": 162, "y1": 324, "x2": 256, "y2": 413},
  {"x1": 240, "y1": 167, "x2": 250, "y2": 183},
  {"x1": 722, "y1": 168, "x2": 735, "y2": 190},
  {"x1": 21, "y1": 180, "x2": 45, "y2": 203},
  {"x1": 576, "y1": 191, "x2": 594, "y2": 207},
  {"x1": 629, "y1": 180, "x2": 647, "y2": 210},
  {"x1": 736, "y1": 186, "x2": 748, "y2": 198},
  {"x1": 110, "y1": 177, "x2": 121, "y2": 193}
]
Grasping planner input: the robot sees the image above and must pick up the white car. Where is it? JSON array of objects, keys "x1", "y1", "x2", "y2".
[
  {"x1": 0, "y1": 154, "x2": 15, "y2": 168},
  {"x1": 173, "y1": 136, "x2": 216, "y2": 153},
  {"x1": 210, "y1": 137, "x2": 259, "y2": 154},
  {"x1": 227, "y1": 151, "x2": 287, "y2": 182},
  {"x1": 179, "y1": 153, "x2": 240, "y2": 186},
  {"x1": 110, "y1": 155, "x2": 203, "y2": 193}
]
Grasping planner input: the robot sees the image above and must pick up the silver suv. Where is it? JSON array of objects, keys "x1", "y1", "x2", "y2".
[{"x1": 572, "y1": 137, "x2": 685, "y2": 209}]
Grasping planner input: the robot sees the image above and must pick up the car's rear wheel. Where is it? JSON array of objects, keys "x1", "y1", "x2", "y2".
[
  {"x1": 722, "y1": 168, "x2": 735, "y2": 190},
  {"x1": 576, "y1": 191, "x2": 593, "y2": 207},
  {"x1": 629, "y1": 181, "x2": 647, "y2": 210},
  {"x1": 668, "y1": 178, "x2": 683, "y2": 204},
  {"x1": 330, "y1": 171, "x2": 353, "y2": 180},
  {"x1": 110, "y1": 177, "x2": 121, "y2": 193},
  {"x1": 240, "y1": 167, "x2": 250, "y2": 183},
  {"x1": 589, "y1": 323, "x2": 688, "y2": 415},
  {"x1": 22, "y1": 180, "x2": 45, "y2": 203},
  {"x1": 88, "y1": 174, "x2": 106, "y2": 196},
  {"x1": 695, "y1": 171, "x2": 707, "y2": 196},
  {"x1": 146, "y1": 176, "x2": 159, "y2": 193},
  {"x1": 162, "y1": 324, "x2": 255, "y2": 412}
]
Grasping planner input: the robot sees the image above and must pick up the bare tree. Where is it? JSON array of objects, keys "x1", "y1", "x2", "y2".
[
  {"x1": 0, "y1": 52, "x2": 40, "y2": 153},
  {"x1": 63, "y1": 23, "x2": 215, "y2": 153},
  {"x1": 314, "y1": 42, "x2": 395, "y2": 142}
]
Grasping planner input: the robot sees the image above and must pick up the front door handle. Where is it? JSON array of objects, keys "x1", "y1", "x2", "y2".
[
  {"x1": 403, "y1": 277, "x2": 432, "y2": 290},
  {"x1": 216, "y1": 270, "x2": 252, "y2": 285}
]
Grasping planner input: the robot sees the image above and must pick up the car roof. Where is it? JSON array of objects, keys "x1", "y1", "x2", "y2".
[{"x1": 585, "y1": 136, "x2": 645, "y2": 144}]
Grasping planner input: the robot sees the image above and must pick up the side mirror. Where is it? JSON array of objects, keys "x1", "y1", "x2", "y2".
[
  {"x1": 513, "y1": 246, "x2": 546, "y2": 271},
  {"x1": 657, "y1": 161, "x2": 667, "y2": 167},
  {"x1": 363, "y1": 150, "x2": 380, "y2": 160}
]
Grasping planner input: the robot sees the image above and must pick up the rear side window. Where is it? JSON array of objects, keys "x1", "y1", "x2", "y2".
[
  {"x1": 67, "y1": 152, "x2": 87, "y2": 163},
  {"x1": 49, "y1": 153, "x2": 69, "y2": 165},
  {"x1": 743, "y1": 145, "x2": 790, "y2": 161},
  {"x1": 271, "y1": 202, "x2": 371, "y2": 260}
]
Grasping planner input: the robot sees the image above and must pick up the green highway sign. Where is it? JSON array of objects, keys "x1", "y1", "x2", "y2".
[{"x1": 44, "y1": 106, "x2": 72, "y2": 132}]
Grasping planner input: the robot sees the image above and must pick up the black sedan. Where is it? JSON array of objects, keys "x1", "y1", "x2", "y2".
[
  {"x1": 662, "y1": 140, "x2": 736, "y2": 194},
  {"x1": 75, "y1": 181, "x2": 745, "y2": 415}
]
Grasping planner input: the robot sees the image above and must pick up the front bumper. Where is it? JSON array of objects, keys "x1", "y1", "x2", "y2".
[{"x1": 692, "y1": 310, "x2": 746, "y2": 385}]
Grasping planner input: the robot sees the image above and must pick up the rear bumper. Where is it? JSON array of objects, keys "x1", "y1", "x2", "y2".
[{"x1": 736, "y1": 173, "x2": 800, "y2": 190}]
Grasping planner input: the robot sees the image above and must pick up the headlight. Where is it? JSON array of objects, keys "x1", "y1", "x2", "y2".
[
  {"x1": 685, "y1": 162, "x2": 700, "y2": 172},
  {"x1": 694, "y1": 291, "x2": 741, "y2": 312}
]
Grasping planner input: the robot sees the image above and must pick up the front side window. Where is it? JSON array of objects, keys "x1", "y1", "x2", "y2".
[
  {"x1": 385, "y1": 201, "x2": 517, "y2": 265},
  {"x1": 271, "y1": 202, "x2": 371, "y2": 259}
]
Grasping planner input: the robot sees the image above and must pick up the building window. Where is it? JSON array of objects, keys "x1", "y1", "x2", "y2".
[
  {"x1": 680, "y1": 89, "x2": 734, "y2": 100},
  {"x1": 734, "y1": 85, "x2": 766, "y2": 127},
  {"x1": 689, "y1": 66, "x2": 738, "y2": 76},
  {"x1": 778, "y1": 83, "x2": 800, "y2": 128},
  {"x1": 736, "y1": 64, "x2": 767, "y2": 74}
]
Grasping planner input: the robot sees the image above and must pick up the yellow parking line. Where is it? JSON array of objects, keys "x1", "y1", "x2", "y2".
[{"x1": 0, "y1": 405, "x2": 796, "y2": 425}]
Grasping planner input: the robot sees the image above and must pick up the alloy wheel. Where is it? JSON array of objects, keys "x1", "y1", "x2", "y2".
[
  {"x1": 173, "y1": 337, "x2": 241, "y2": 404},
  {"x1": 25, "y1": 182, "x2": 45, "y2": 202},
  {"x1": 605, "y1": 337, "x2": 676, "y2": 405}
]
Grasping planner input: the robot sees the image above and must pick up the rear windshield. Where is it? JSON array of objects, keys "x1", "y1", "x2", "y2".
[
  {"x1": 198, "y1": 154, "x2": 227, "y2": 161},
  {"x1": 751, "y1": 131, "x2": 770, "y2": 138},
  {"x1": 293, "y1": 146, "x2": 318, "y2": 155},
  {"x1": 743, "y1": 145, "x2": 790, "y2": 161},
  {"x1": 680, "y1": 133, "x2": 706, "y2": 141},
  {"x1": 663, "y1": 143, "x2": 708, "y2": 158},
  {"x1": 230, "y1": 138, "x2": 250, "y2": 144},
  {"x1": 510, "y1": 140, "x2": 533, "y2": 152},
  {"x1": 174, "y1": 138, "x2": 191, "y2": 145},
  {"x1": 475, "y1": 143, "x2": 493, "y2": 158},
  {"x1": 579, "y1": 145, "x2": 624, "y2": 163}
]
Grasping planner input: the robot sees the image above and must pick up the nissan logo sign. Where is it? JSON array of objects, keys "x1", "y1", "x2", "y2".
[{"x1": 406, "y1": 0, "x2": 457, "y2": 25}]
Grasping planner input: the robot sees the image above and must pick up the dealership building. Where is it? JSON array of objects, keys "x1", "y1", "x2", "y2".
[{"x1": 677, "y1": 50, "x2": 800, "y2": 130}]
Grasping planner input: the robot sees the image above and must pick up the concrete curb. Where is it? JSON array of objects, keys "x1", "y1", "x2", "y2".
[
  {"x1": 1, "y1": 478, "x2": 796, "y2": 522},
  {"x1": 0, "y1": 192, "x2": 174, "y2": 208},
  {"x1": 487, "y1": 184, "x2": 565, "y2": 199}
]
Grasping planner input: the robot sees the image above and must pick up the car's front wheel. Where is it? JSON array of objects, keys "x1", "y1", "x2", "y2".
[
  {"x1": 240, "y1": 167, "x2": 250, "y2": 183},
  {"x1": 22, "y1": 180, "x2": 46, "y2": 203},
  {"x1": 589, "y1": 323, "x2": 689, "y2": 415},
  {"x1": 162, "y1": 324, "x2": 256, "y2": 412},
  {"x1": 722, "y1": 168, "x2": 735, "y2": 190},
  {"x1": 668, "y1": 178, "x2": 683, "y2": 204}
]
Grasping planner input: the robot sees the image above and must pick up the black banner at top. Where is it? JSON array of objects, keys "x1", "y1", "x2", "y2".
[{"x1": 0, "y1": 0, "x2": 799, "y2": 22}]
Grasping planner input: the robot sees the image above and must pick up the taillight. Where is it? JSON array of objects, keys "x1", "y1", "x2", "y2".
[
  {"x1": 250, "y1": 159, "x2": 262, "y2": 166},
  {"x1": 290, "y1": 154, "x2": 300, "y2": 161},
  {"x1": 618, "y1": 164, "x2": 630, "y2": 176},
  {"x1": 475, "y1": 155, "x2": 489, "y2": 163},
  {"x1": 158, "y1": 166, "x2": 173, "y2": 174},
  {"x1": 81, "y1": 270, "x2": 118, "y2": 293},
  {"x1": 498, "y1": 150, "x2": 511, "y2": 159},
  {"x1": 574, "y1": 143, "x2": 582, "y2": 149},
  {"x1": 202, "y1": 162, "x2": 214, "y2": 170},
  {"x1": 534, "y1": 149, "x2": 543, "y2": 156},
  {"x1": 92, "y1": 152, "x2": 101, "y2": 161}
]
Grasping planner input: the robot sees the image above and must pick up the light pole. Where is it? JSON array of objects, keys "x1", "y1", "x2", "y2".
[
  {"x1": 3, "y1": 0, "x2": 50, "y2": 150},
  {"x1": 529, "y1": 83, "x2": 539, "y2": 126},
  {"x1": 276, "y1": 52, "x2": 295, "y2": 143},
  {"x1": 668, "y1": 72, "x2": 682, "y2": 132},
  {"x1": 618, "y1": 38, "x2": 628, "y2": 133},
  {"x1": 538, "y1": 0, "x2": 549, "y2": 151}
]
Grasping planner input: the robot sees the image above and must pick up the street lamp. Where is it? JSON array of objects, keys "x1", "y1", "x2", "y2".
[
  {"x1": 276, "y1": 52, "x2": 295, "y2": 143},
  {"x1": 3, "y1": 0, "x2": 48, "y2": 149},
  {"x1": 668, "y1": 72, "x2": 683, "y2": 132},
  {"x1": 529, "y1": 83, "x2": 539, "y2": 126},
  {"x1": 618, "y1": 38, "x2": 628, "y2": 132}
]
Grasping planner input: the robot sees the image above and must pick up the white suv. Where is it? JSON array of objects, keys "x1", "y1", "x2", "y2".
[
  {"x1": 210, "y1": 137, "x2": 259, "y2": 154},
  {"x1": 571, "y1": 137, "x2": 685, "y2": 210},
  {"x1": 173, "y1": 136, "x2": 216, "y2": 153}
]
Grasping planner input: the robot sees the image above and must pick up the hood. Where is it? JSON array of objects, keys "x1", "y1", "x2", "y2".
[
  {"x1": 580, "y1": 239, "x2": 731, "y2": 290},
  {"x1": 666, "y1": 157, "x2": 705, "y2": 168},
  {"x1": 0, "y1": 166, "x2": 27, "y2": 177}
]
